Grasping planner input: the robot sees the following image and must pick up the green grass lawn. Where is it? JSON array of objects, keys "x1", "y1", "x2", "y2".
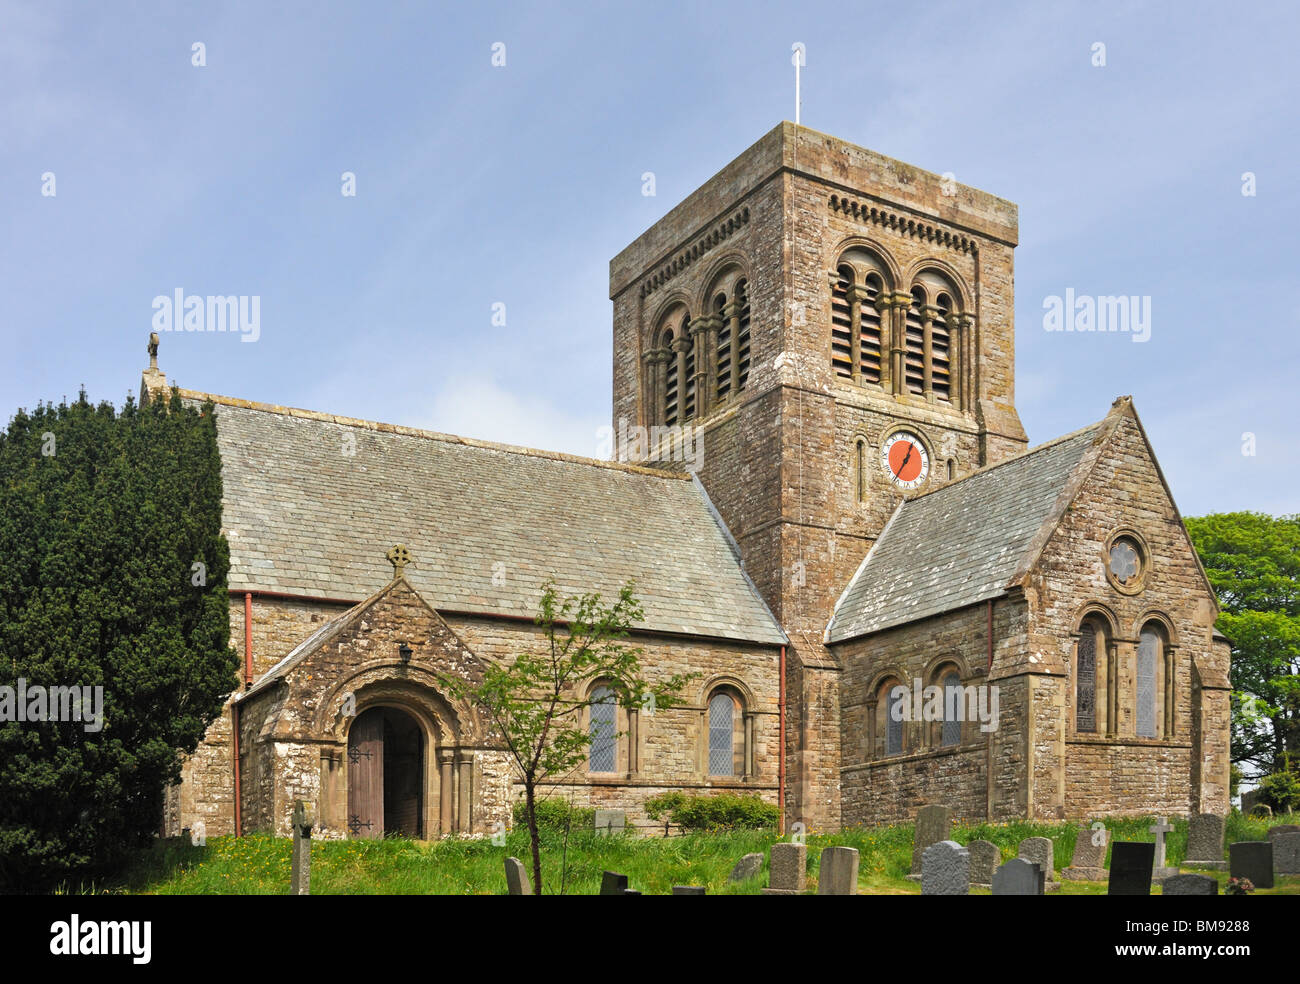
[{"x1": 78, "y1": 812, "x2": 1300, "y2": 895}]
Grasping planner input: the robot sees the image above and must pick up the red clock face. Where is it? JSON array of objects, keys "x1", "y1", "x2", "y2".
[{"x1": 880, "y1": 432, "x2": 930, "y2": 489}]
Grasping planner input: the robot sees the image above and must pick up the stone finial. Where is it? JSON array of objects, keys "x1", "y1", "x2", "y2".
[
  {"x1": 387, "y1": 544, "x2": 412, "y2": 578},
  {"x1": 148, "y1": 331, "x2": 160, "y2": 369}
]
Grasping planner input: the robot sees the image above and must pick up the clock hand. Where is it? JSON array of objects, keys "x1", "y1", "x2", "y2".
[{"x1": 893, "y1": 443, "x2": 914, "y2": 484}]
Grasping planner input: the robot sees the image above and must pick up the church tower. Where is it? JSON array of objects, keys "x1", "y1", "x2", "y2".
[{"x1": 609, "y1": 123, "x2": 1028, "y2": 829}]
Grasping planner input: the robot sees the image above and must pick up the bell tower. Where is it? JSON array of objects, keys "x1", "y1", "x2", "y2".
[{"x1": 609, "y1": 122, "x2": 1027, "y2": 830}]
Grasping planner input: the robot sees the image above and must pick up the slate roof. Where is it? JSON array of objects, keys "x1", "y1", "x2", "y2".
[
  {"x1": 826, "y1": 420, "x2": 1111, "y2": 643},
  {"x1": 186, "y1": 392, "x2": 786, "y2": 646}
]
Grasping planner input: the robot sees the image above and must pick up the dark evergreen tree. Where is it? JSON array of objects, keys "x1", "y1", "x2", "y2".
[{"x1": 0, "y1": 389, "x2": 237, "y2": 891}]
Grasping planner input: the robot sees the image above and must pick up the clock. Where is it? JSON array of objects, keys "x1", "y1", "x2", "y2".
[{"x1": 881, "y1": 431, "x2": 930, "y2": 489}]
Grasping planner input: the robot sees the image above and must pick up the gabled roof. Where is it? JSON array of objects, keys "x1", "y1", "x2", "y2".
[
  {"x1": 185, "y1": 391, "x2": 787, "y2": 646},
  {"x1": 826, "y1": 413, "x2": 1118, "y2": 644}
]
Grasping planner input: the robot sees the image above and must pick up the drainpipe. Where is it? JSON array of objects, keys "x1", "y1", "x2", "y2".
[
  {"x1": 985, "y1": 599, "x2": 994, "y2": 820},
  {"x1": 243, "y1": 592, "x2": 253, "y2": 686},
  {"x1": 231, "y1": 701, "x2": 242, "y2": 837},
  {"x1": 778, "y1": 644, "x2": 786, "y2": 836},
  {"x1": 987, "y1": 600, "x2": 994, "y2": 670}
]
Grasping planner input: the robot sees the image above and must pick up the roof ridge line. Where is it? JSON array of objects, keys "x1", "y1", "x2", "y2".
[
  {"x1": 178, "y1": 387, "x2": 692, "y2": 480},
  {"x1": 904, "y1": 413, "x2": 1110, "y2": 501}
]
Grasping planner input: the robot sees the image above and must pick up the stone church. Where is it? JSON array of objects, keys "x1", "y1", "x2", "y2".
[{"x1": 155, "y1": 122, "x2": 1230, "y2": 840}]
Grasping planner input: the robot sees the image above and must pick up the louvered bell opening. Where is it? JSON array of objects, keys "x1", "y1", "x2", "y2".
[
  {"x1": 682, "y1": 318, "x2": 696, "y2": 419},
  {"x1": 735, "y1": 280, "x2": 751, "y2": 391},
  {"x1": 663, "y1": 331, "x2": 679, "y2": 426},
  {"x1": 932, "y1": 293, "x2": 952, "y2": 401},
  {"x1": 831, "y1": 268, "x2": 853, "y2": 377},
  {"x1": 859, "y1": 274, "x2": 883, "y2": 384},
  {"x1": 714, "y1": 295, "x2": 731, "y2": 401},
  {"x1": 905, "y1": 289, "x2": 926, "y2": 394}
]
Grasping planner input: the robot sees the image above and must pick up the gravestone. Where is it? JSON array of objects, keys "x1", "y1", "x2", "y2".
[
  {"x1": 504, "y1": 856, "x2": 532, "y2": 896},
  {"x1": 599, "y1": 870, "x2": 630, "y2": 895},
  {"x1": 921, "y1": 840, "x2": 970, "y2": 896},
  {"x1": 728, "y1": 852, "x2": 764, "y2": 883},
  {"x1": 1107, "y1": 842, "x2": 1155, "y2": 895},
  {"x1": 763, "y1": 842, "x2": 807, "y2": 895},
  {"x1": 1272, "y1": 831, "x2": 1300, "y2": 878},
  {"x1": 672, "y1": 886, "x2": 706, "y2": 895},
  {"x1": 966, "y1": 839, "x2": 1000, "y2": 888},
  {"x1": 1018, "y1": 836, "x2": 1059, "y2": 890},
  {"x1": 290, "y1": 799, "x2": 315, "y2": 896},
  {"x1": 594, "y1": 809, "x2": 625, "y2": 836},
  {"x1": 817, "y1": 846, "x2": 860, "y2": 895},
  {"x1": 1266, "y1": 824, "x2": 1300, "y2": 843},
  {"x1": 623, "y1": 889, "x2": 642, "y2": 895},
  {"x1": 1149, "y1": 817, "x2": 1178, "y2": 883},
  {"x1": 1230, "y1": 841, "x2": 1273, "y2": 889},
  {"x1": 908, "y1": 805, "x2": 952, "y2": 880},
  {"x1": 1163, "y1": 873, "x2": 1218, "y2": 895},
  {"x1": 992, "y1": 857, "x2": 1044, "y2": 896},
  {"x1": 1184, "y1": 813, "x2": 1227, "y2": 870},
  {"x1": 1061, "y1": 823, "x2": 1108, "y2": 881}
]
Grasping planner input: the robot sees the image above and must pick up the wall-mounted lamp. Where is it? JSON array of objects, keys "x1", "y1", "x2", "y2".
[{"x1": 398, "y1": 642, "x2": 413, "y2": 664}]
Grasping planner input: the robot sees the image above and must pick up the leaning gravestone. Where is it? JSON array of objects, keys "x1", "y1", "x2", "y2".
[
  {"x1": 1107, "y1": 842, "x2": 1156, "y2": 895},
  {"x1": 504, "y1": 857, "x2": 532, "y2": 896},
  {"x1": 817, "y1": 846, "x2": 860, "y2": 895},
  {"x1": 1184, "y1": 813, "x2": 1227, "y2": 870},
  {"x1": 1149, "y1": 817, "x2": 1178, "y2": 884},
  {"x1": 921, "y1": 840, "x2": 970, "y2": 896},
  {"x1": 672, "y1": 886, "x2": 706, "y2": 895},
  {"x1": 992, "y1": 857, "x2": 1044, "y2": 896},
  {"x1": 763, "y1": 842, "x2": 807, "y2": 895},
  {"x1": 1061, "y1": 823, "x2": 1108, "y2": 881},
  {"x1": 1230, "y1": 841, "x2": 1273, "y2": 889},
  {"x1": 728, "y1": 852, "x2": 764, "y2": 883},
  {"x1": 290, "y1": 799, "x2": 315, "y2": 896},
  {"x1": 908, "y1": 805, "x2": 953, "y2": 880},
  {"x1": 966, "y1": 840, "x2": 1000, "y2": 888},
  {"x1": 1018, "y1": 836, "x2": 1059, "y2": 890},
  {"x1": 1163, "y1": 873, "x2": 1218, "y2": 895},
  {"x1": 1272, "y1": 831, "x2": 1300, "y2": 878},
  {"x1": 599, "y1": 870, "x2": 630, "y2": 895},
  {"x1": 594, "y1": 809, "x2": 625, "y2": 836}
]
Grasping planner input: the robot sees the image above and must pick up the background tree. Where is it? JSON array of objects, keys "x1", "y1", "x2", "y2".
[
  {"x1": 438, "y1": 581, "x2": 690, "y2": 895},
  {"x1": 0, "y1": 389, "x2": 237, "y2": 891},
  {"x1": 1186, "y1": 512, "x2": 1300, "y2": 807}
]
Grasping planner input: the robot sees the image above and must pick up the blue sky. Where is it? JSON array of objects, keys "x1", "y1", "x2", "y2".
[{"x1": 2, "y1": 0, "x2": 1296, "y2": 517}]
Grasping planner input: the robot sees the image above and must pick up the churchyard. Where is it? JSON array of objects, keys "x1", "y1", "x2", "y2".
[{"x1": 90, "y1": 810, "x2": 1300, "y2": 895}]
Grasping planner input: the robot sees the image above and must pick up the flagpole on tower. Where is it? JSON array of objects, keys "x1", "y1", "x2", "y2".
[{"x1": 791, "y1": 43, "x2": 805, "y2": 125}]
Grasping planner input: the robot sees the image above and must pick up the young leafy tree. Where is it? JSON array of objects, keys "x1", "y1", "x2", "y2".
[
  {"x1": 0, "y1": 389, "x2": 237, "y2": 891},
  {"x1": 1186, "y1": 512, "x2": 1300, "y2": 798},
  {"x1": 438, "y1": 580, "x2": 691, "y2": 894}
]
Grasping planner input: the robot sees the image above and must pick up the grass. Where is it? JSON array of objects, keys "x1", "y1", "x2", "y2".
[{"x1": 73, "y1": 813, "x2": 1300, "y2": 895}]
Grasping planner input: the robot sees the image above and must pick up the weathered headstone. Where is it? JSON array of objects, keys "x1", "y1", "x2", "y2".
[
  {"x1": 908, "y1": 805, "x2": 952, "y2": 879},
  {"x1": 966, "y1": 839, "x2": 1000, "y2": 888},
  {"x1": 992, "y1": 857, "x2": 1044, "y2": 895},
  {"x1": 290, "y1": 799, "x2": 314, "y2": 896},
  {"x1": 1163, "y1": 873, "x2": 1218, "y2": 895},
  {"x1": 762, "y1": 842, "x2": 807, "y2": 895},
  {"x1": 672, "y1": 885, "x2": 706, "y2": 895},
  {"x1": 1149, "y1": 817, "x2": 1178, "y2": 883},
  {"x1": 1249, "y1": 803, "x2": 1273, "y2": 818},
  {"x1": 504, "y1": 856, "x2": 532, "y2": 896},
  {"x1": 1107, "y1": 841, "x2": 1155, "y2": 895},
  {"x1": 1266, "y1": 824, "x2": 1300, "y2": 843},
  {"x1": 817, "y1": 846, "x2": 860, "y2": 895},
  {"x1": 1184, "y1": 813, "x2": 1227, "y2": 870},
  {"x1": 1230, "y1": 841, "x2": 1273, "y2": 889},
  {"x1": 1018, "y1": 836, "x2": 1059, "y2": 890},
  {"x1": 1061, "y1": 823, "x2": 1108, "y2": 881},
  {"x1": 593, "y1": 809, "x2": 625, "y2": 836},
  {"x1": 1272, "y1": 831, "x2": 1300, "y2": 878},
  {"x1": 922, "y1": 840, "x2": 970, "y2": 895},
  {"x1": 728, "y1": 852, "x2": 764, "y2": 883},
  {"x1": 599, "y1": 870, "x2": 630, "y2": 895}
]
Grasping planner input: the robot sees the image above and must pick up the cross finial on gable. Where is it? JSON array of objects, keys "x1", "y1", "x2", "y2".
[{"x1": 386, "y1": 544, "x2": 412, "y2": 578}]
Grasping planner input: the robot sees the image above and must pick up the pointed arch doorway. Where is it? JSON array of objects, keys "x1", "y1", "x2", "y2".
[{"x1": 347, "y1": 706, "x2": 425, "y2": 839}]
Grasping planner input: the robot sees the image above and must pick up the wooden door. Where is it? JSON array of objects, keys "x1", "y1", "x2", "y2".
[{"x1": 347, "y1": 708, "x2": 384, "y2": 838}]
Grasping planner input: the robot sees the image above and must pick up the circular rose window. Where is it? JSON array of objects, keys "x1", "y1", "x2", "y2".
[{"x1": 1106, "y1": 534, "x2": 1146, "y2": 592}]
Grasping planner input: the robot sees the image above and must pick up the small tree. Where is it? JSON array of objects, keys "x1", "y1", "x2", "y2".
[{"x1": 438, "y1": 580, "x2": 690, "y2": 894}]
